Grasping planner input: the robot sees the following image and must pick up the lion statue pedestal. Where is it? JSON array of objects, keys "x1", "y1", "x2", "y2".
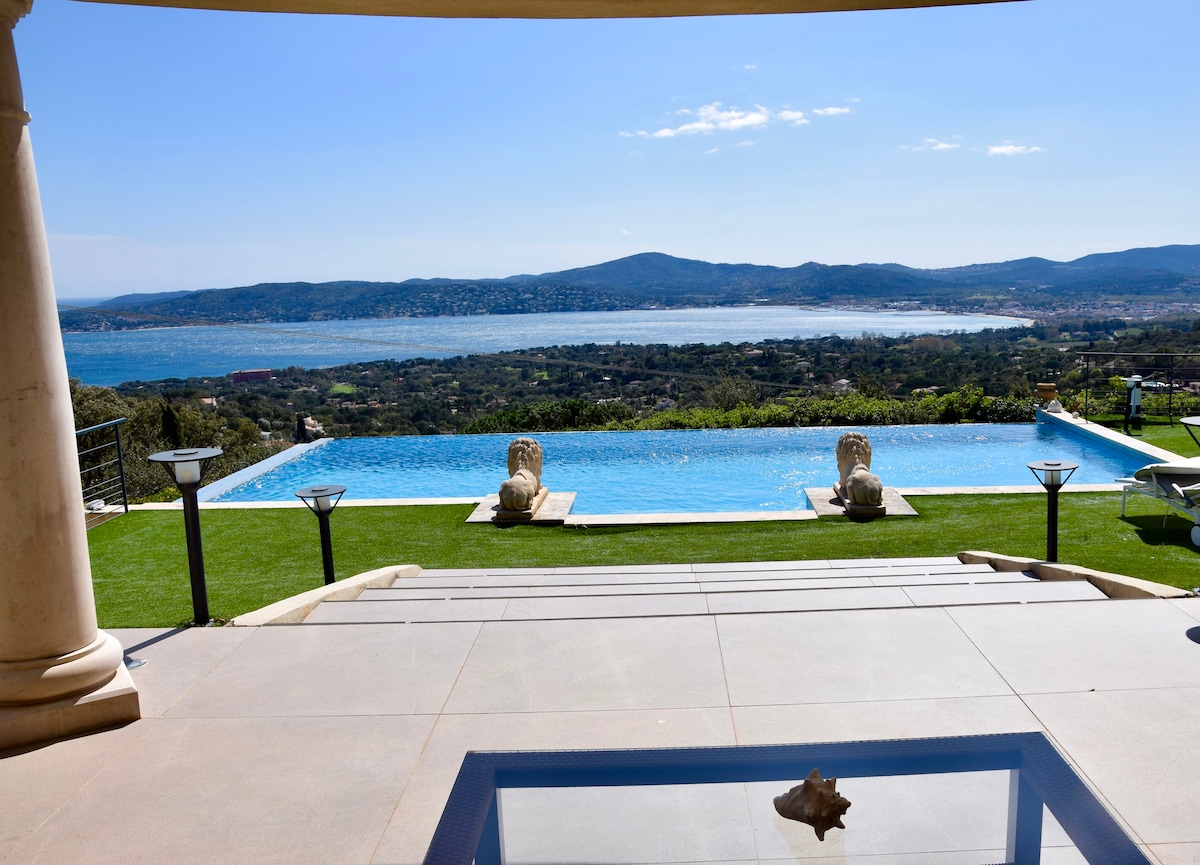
[
  {"x1": 834, "y1": 431, "x2": 886, "y2": 518},
  {"x1": 495, "y1": 437, "x2": 549, "y2": 520}
]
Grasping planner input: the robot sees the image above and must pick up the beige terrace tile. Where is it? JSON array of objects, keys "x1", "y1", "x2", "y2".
[
  {"x1": 948, "y1": 599, "x2": 1200, "y2": 694},
  {"x1": 502, "y1": 593, "x2": 709, "y2": 620},
  {"x1": 731, "y1": 695, "x2": 1042, "y2": 746},
  {"x1": 706, "y1": 586, "x2": 913, "y2": 615},
  {"x1": 693, "y1": 560, "x2": 834, "y2": 573},
  {"x1": 702, "y1": 577, "x2": 873, "y2": 592},
  {"x1": 167, "y1": 622, "x2": 481, "y2": 717},
  {"x1": 902, "y1": 580, "x2": 1107, "y2": 606},
  {"x1": 1168, "y1": 597, "x2": 1200, "y2": 624},
  {"x1": 443, "y1": 617, "x2": 728, "y2": 714},
  {"x1": 108, "y1": 626, "x2": 256, "y2": 718},
  {"x1": 370, "y1": 708, "x2": 735, "y2": 865},
  {"x1": 0, "y1": 721, "x2": 149, "y2": 860},
  {"x1": 697, "y1": 568, "x2": 853, "y2": 583},
  {"x1": 1149, "y1": 842, "x2": 1200, "y2": 865},
  {"x1": 717, "y1": 608, "x2": 1012, "y2": 707},
  {"x1": 1023, "y1": 687, "x2": 1200, "y2": 845},
  {"x1": 303, "y1": 597, "x2": 510, "y2": 623},
  {"x1": 3, "y1": 715, "x2": 434, "y2": 865}
]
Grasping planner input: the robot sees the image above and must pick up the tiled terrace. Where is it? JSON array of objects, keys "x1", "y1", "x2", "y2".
[{"x1": 2, "y1": 556, "x2": 1199, "y2": 864}]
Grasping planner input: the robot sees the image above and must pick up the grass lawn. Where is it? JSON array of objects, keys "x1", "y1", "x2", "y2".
[
  {"x1": 89, "y1": 491, "x2": 1199, "y2": 627},
  {"x1": 1084, "y1": 415, "x2": 1200, "y2": 459}
]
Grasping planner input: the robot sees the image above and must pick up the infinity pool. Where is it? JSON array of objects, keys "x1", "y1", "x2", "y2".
[{"x1": 210, "y1": 422, "x2": 1147, "y2": 513}]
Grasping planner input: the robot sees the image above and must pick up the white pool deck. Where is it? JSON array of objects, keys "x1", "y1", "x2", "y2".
[{"x1": 3, "y1": 555, "x2": 1199, "y2": 865}]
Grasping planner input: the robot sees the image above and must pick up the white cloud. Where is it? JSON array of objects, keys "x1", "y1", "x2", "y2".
[
  {"x1": 639, "y1": 103, "x2": 771, "y2": 138},
  {"x1": 737, "y1": 140, "x2": 755, "y2": 147},
  {"x1": 812, "y1": 107, "x2": 851, "y2": 116},
  {"x1": 845, "y1": 97, "x2": 861, "y2": 104},
  {"x1": 744, "y1": 64, "x2": 756, "y2": 70},
  {"x1": 619, "y1": 229, "x2": 631, "y2": 236},
  {"x1": 902, "y1": 137, "x2": 960, "y2": 152},
  {"x1": 988, "y1": 143, "x2": 1044, "y2": 156},
  {"x1": 622, "y1": 101, "x2": 829, "y2": 139},
  {"x1": 705, "y1": 147, "x2": 720, "y2": 155}
]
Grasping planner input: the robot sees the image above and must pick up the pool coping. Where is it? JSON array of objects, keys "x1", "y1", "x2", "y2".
[
  {"x1": 1036, "y1": 408, "x2": 1183, "y2": 464},
  {"x1": 195, "y1": 437, "x2": 334, "y2": 503}
]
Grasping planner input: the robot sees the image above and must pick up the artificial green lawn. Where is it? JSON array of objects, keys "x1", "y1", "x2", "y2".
[
  {"x1": 1085, "y1": 415, "x2": 1200, "y2": 459},
  {"x1": 89, "y1": 491, "x2": 1199, "y2": 627}
]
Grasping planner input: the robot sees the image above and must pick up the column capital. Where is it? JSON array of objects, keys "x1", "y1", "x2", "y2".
[{"x1": 0, "y1": 0, "x2": 32, "y2": 29}]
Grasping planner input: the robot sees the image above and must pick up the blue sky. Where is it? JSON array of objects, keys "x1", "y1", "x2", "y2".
[{"x1": 15, "y1": 0, "x2": 1199, "y2": 297}]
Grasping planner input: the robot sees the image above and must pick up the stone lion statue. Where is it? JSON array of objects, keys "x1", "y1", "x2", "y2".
[
  {"x1": 835, "y1": 431, "x2": 883, "y2": 508},
  {"x1": 498, "y1": 437, "x2": 544, "y2": 512}
]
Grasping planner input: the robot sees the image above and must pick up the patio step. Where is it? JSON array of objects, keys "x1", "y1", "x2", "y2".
[{"x1": 301, "y1": 557, "x2": 1109, "y2": 624}]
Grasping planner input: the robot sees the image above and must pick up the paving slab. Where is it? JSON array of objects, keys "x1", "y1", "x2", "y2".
[
  {"x1": 707, "y1": 585, "x2": 914, "y2": 615},
  {"x1": 731, "y1": 695, "x2": 1042, "y2": 746},
  {"x1": 502, "y1": 593, "x2": 709, "y2": 620},
  {"x1": 1168, "y1": 597, "x2": 1200, "y2": 623},
  {"x1": 827, "y1": 556, "x2": 964, "y2": 568},
  {"x1": 1150, "y1": 842, "x2": 1200, "y2": 864},
  {"x1": 2, "y1": 715, "x2": 434, "y2": 865},
  {"x1": 805, "y1": 486, "x2": 919, "y2": 517},
  {"x1": 1023, "y1": 687, "x2": 1200, "y2": 845},
  {"x1": 357, "y1": 585, "x2": 532, "y2": 599},
  {"x1": 902, "y1": 579, "x2": 1108, "y2": 607},
  {"x1": 443, "y1": 617, "x2": 729, "y2": 714},
  {"x1": 552, "y1": 563, "x2": 695, "y2": 575},
  {"x1": 693, "y1": 560, "x2": 834, "y2": 573},
  {"x1": 166, "y1": 622, "x2": 481, "y2": 717},
  {"x1": 868, "y1": 570, "x2": 1035, "y2": 587},
  {"x1": 107, "y1": 627, "x2": 256, "y2": 718},
  {"x1": 697, "y1": 568, "x2": 853, "y2": 583},
  {"x1": 303, "y1": 597, "x2": 510, "y2": 623},
  {"x1": 702, "y1": 576, "x2": 874, "y2": 592},
  {"x1": 948, "y1": 599, "x2": 1200, "y2": 693},
  {"x1": 717, "y1": 608, "x2": 1013, "y2": 707},
  {"x1": 0, "y1": 721, "x2": 148, "y2": 861},
  {"x1": 564, "y1": 509, "x2": 817, "y2": 525}
]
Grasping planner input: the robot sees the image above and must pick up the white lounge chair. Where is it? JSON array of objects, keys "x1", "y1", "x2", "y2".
[{"x1": 1119, "y1": 459, "x2": 1200, "y2": 546}]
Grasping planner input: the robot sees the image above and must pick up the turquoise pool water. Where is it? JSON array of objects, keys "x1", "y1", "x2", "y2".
[{"x1": 211, "y1": 422, "x2": 1148, "y2": 513}]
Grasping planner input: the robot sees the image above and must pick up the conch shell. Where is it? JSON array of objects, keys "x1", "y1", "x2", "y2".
[{"x1": 773, "y1": 768, "x2": 851, "y2": 841}]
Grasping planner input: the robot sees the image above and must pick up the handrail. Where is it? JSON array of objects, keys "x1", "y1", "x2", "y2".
[
  {"x1": 75, "y1": 417, "x2": 129, "y2": 529},
  {"x1": 75, "y1": 417, "x2": 128, "y2": 436}
]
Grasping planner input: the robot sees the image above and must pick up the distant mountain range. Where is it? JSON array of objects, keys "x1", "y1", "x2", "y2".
[{"x1": 58, "y1": 244, "x2": 1198, "y2": 332}]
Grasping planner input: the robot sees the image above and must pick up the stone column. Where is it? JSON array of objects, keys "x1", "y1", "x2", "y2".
[{"x1": 0, "y1": 0, "x2": 138, "y2": 749}]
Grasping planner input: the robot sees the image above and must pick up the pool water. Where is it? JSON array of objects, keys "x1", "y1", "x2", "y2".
[{"x1": 211, "y1": 423, "x2": 1148, "y2": 513}]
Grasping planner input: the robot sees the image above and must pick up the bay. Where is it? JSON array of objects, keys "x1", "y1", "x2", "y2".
[{"x1": 62, "y1": 306, "x2": 1030, "y2": 386}]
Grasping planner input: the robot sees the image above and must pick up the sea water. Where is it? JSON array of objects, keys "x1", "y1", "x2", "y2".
[{"x1": 62, "y1": 306, "x2": 1029, "y2": 386}]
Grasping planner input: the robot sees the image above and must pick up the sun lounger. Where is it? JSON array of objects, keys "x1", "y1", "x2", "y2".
[{"x1": 1119, "y1": 459, "x2": 1200, "y2": 546}]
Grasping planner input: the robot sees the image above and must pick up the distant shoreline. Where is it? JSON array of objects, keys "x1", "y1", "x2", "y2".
[{"x1": 57, "y1": 300, "x2": 1039, "y2": 335}]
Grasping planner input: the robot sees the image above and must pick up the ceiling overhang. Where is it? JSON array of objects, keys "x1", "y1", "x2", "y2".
[{"x1": 71, "y1": 0, "x2": 1022, "y2": 19}]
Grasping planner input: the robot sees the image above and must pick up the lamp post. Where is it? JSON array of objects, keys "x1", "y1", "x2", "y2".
[
  {"x1": 1027, "y1": 460, "x2": 1078, "y2": 563},
  {"x1": 1121, "y1": 375, "x2": 1143, "y2": 433},
  {"x1": 295, "y1": 484, "x2": 346, "y2": 585},
  {"x1": 148, "y1": 447, "x2": 223, "y2": 626}
]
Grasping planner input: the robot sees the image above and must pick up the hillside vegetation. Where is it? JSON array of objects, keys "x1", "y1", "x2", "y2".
[
  {"x1": 71, "y1": 318, "x2": 1200, "y2": 502},
  {"x1": 59, "y1": 245, "x2": 1198, "y2": 331}
]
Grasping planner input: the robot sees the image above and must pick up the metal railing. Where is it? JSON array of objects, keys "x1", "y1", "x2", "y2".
[
  {"x1": 1078, "y1": 351, "x2": 1200, "y2": 423},
  {"x1": 75, "y1": 418, "x2": 129, "y2": 529}
]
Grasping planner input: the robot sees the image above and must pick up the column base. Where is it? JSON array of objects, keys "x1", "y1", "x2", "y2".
[{"x1": 0, "y1": 663, "x2": 140, "y2": 752}]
